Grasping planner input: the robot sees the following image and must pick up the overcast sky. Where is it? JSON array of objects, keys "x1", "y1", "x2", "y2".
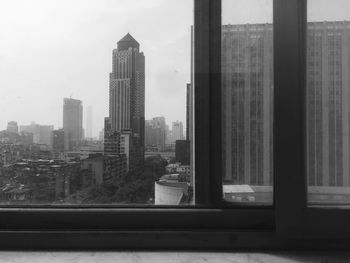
[
  {"x1": 0, "y1": 0, "x2": 193, "y2": 137},
  {"x1": 1, "y1": 0, "x2": 349, "y2": 137}
]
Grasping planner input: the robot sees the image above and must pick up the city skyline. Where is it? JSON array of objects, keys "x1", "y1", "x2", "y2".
[
  {"x1": 0, "y1": 0, "x2": 192, "y2": 136},
  {"x1": 1, "y1": 0, "x2": 345, "y2": 136}
]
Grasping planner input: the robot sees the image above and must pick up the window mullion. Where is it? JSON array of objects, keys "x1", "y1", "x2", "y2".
[
  {"x1": 274, "y1": 0, "x2": 307, "y2": 238},
  {"x1": 209, "y1": 0, "x2": 223, "y2": 207},
  {"x1": 194, "y1": 0, "x2": 211, "y2": 205}
]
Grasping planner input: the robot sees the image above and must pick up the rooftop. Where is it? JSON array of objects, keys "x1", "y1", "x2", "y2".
[{"x1": 117, "y1": 33, "x2": 140, "y2": 51}]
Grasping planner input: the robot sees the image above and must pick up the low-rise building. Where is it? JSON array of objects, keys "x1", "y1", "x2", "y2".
[
  {"x1": 81, "y1": 153, "x2": 127, "y2": 185},
  {"x1": 0, "y1": 159, "x2": 83, "y2": 203}
]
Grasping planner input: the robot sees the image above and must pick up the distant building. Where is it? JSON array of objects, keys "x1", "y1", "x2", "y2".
[
  {"x1": 166, "y1": 128, "x2": 173, "y2": 145},
  {"x1": 20, "y1": 131, "x2": 34, "y2": 145},
  {"x1": 20, "y1": 122, "x2": 53, "y2": 147},
  {"x1": 52, "y1": 129, "x2": 65, "y2": 152},
  {"x1": 175, "y1": 140, "x2": 190, "y2": 165},
  {"x1": 81, "y1": 154, "x2": 127, "y2": 185},
  {"x1": 105, "y1": 33, "x2": 145, "y2": 172},
  {"x1": 7, "y1": 121, "x2": 18, "y2": 134},
  {"x1": 0, "y1": 159, "x2": 81, "y2": 202},
  {"x1": 86, "y1": 105, "x2": 93, "y2": 139},
  {"x1": 0, "y1": 130, "x2": 20, "y2": 144},
  {"x1": 79, "y1": 140, "x2": 104, "y2": 153},
  {"x1": 63, "y1": 98, "x2": 83, "y2": 151},
  {"x1": 172, "y1": 121, "x2": 184, "y2": 142},
  {"x1": 120, "y1": 130, "x2": 142, "y2": 172},
  {"x1": 99, "y1": 129, "x2": 104, "y2": 141},
  {"x1": 104, "y1": 130, "x2": 120, "y2": 156},
  {"x1": 145, "y1": 117, "x2": 166, "y2": 151}
]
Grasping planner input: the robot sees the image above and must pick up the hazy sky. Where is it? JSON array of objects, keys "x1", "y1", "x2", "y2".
[
  {"x1": 1, "y1": 0, "x2": 350, "y2": 137},
  {"x1": 0, "y1": 0, "x2": 192, "y2": 136}
]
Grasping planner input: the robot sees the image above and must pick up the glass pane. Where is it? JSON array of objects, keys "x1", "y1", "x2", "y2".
[
  {"x1": 0, "y1": 0, "x2": 194, "y2": 205},
  {"x1": 307, "y1": 0, "x2": 350, "y2": 206},
  {"x1": 222, "y1": 0, "x2": 273, "y2": 204}
]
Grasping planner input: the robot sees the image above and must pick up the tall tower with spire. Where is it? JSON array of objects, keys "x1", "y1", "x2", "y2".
[{"x1": 106, "y1": 33, "x2": 145, "y2": 171}]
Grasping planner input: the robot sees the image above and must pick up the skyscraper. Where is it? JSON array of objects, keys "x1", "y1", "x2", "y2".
[
  {"x1": 306, "y1": 21, "x2": 350, "y2": 187},
  {"x1": 222, "y1": 21, "x2": 350, "y2": 188},
  {"x1": 222, "y1": 24, "x2": 273, "y2": 186},
  {"x1": 63, "y1": 98, "x2": 83, "y2": 151},
  {"x1": 106, "y1": 33, "x2": 145, "y2": 171}
]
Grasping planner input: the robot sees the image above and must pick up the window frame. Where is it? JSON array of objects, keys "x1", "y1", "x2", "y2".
[
  {"x1": 277, "y1": 0, "x2": 350, "y2": 242},
  {"x1": 0, "y1": 0, "x2": 349, "y2": 250},
  {"x1": 0, "y1": 0, "x2": 275, "y2": 249}
]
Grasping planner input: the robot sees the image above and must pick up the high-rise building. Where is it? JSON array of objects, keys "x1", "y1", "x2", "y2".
[
  {"x1": 172, "y1": 121, "x2": 184, "y2": 142},
  {"x1": 306, "y1": 21, "x2": 350, "y2": 187},
  {"x1": 222, "y1": 21, "x2": 350, "y2": 188},
  {"x1": 109, "y1": 33, "x2": 145, "y2": 136},
  {"x1": 86, "y1": 105, "x2": 93, "y2": 139},
  {"x1": 106, "y1": 33, "x2": 145, "y2": 172},
  {"x1": 7, "y1": 121, "x2": 18, "y2": 134},
  {"x1": 145, "y1": 117, "x2": 166, "y2": 151},
  {"x1": 20, "y1": 122, "x2": 54, "y2": 147},
  {"x1": 63, "y1": 98, "x2": 83, "y2": 151},
  {"x1": 222, "y1": 24, "x2": 273, "y2": 186}
]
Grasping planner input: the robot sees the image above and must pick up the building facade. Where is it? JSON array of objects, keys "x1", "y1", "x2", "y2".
[
  {"x1": 222, "y1": 24, "x2": 273, "y2": 186},
  {"x1": 52, "y1": 129, "x2": 65, "y2": 152},
  {"x1": 222, "y1": 21, "x2": 350, "y2": 187},
  {"x1": 82, "y1": 154, "x2": 127, "y2": 185},
  {"x1": 20, "y1": 122, "x2": 54, "y2": 148},
  {"x1": 7, "y1": 121, "x2": 18, "y2": 134},
  {"x1": 172, "y1": 121, "x2": 184, "y2": 142},
  {"x1": 306, "y1": 21, "x2": 350, "y2": 187},
  {"x1": 145, "y1": 117, "x2": 166, "y2": 151},
  {"x1": 63, "y1": 98, "x2": 83, "y2": 151}
]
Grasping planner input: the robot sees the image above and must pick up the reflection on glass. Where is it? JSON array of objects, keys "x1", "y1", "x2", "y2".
[
  {"x1": 0, "y1": 0, "x2": 193, "y2": 205},
  {"x1": 307, "y1": 0, "x2": 350, "y2": 206},
  {"x1": 222, "y1": 0, "x2": 273, "y2": 204}
]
